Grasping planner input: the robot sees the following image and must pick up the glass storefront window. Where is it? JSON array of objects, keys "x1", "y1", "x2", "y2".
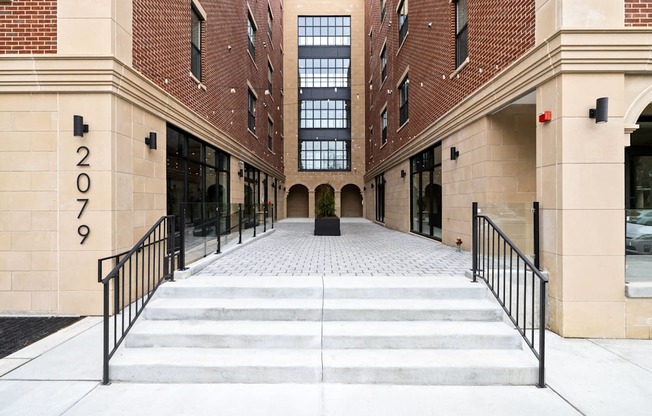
[{"x1": 410, "y1": 145, "x2": 442, "y2": 240}]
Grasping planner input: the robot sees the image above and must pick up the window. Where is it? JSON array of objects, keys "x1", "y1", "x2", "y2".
[
  {"x1": 398, "y1": 0, "x2": 408, "y2": 47},
  {"x1": 298, "y1": 58, "x2": 351, "y2": 88},
  {"x1": 268, "y1": 4, "x2": 273, "y2": 39},
  {"x1": 380, "y1": 44, "x2": 387, "y2": 83},
  {"x1": 248, "y1": 13, "x2": 256, "y2": 59},
  {"x1": 375, "y1": 173, "x2": 385, "y2": 222},
  {"x1": 399, "y1": 76, "x2": 409, "y2": 126},
  {"x1": 248, "y1": 89, "x2": 256, "y2": 132},
  {"x1": 380, "y1": 0, "x2": 386, "y2": 22},
  {"x1": 455, "y1": 0, "x2": 468, "y2": 67},
  {"x1": 268, "y1": 62, "x2": 273, "y2": 94},
  {"x1": 298, "y1": 16, "x2": 351, "y2": 46},
  {"x1": 191, "y1": 5, "x2": 203, "y2": 81},
  {"x1": 381, "y1": 108, "x2": 387, "y2": 145},
  {"x1": 299, "y1": 140, "x2": 351, "y2": 171},
  {"x1": 268, "y1": 119, "x2": 273, "y2": 151},
  {"x1": 410, "y1": 145, "x2": 442, "y2": 240},
  {"x1": 300, "y1": 100, "x2": 350, "y2": 129}
]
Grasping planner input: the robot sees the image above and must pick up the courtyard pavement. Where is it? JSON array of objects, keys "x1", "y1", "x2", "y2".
[{"x1": 1, "y1": 219, "x2": 651, "y2": 415}]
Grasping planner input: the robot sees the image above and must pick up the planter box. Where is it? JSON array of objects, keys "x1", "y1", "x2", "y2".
[{"x1": 314, "y1": 217, "x2": 340, "y2": 236}]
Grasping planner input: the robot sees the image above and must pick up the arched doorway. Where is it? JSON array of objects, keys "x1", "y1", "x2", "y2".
[
  {"x1": 341, "y1": 184, "x2": 363, "y2": 217},
  {"x1": 287, "y1": 184, "x2": 309, "y2": 217}
]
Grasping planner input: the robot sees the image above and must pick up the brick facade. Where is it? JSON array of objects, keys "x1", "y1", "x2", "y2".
[
  {"x1": 625, "y1": 0, "x2": 652, "y2": 26},
  {"x1": 365, "y1": 0, "x2": 534, "y2": 171},
  {"x1": 0, "y1": 0, "x2": 57, "y2": 54},
  {"x1": 133, "y1": 0, "x2": 284, "y2": 170}
]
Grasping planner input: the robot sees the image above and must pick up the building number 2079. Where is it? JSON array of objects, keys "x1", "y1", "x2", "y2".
[{"x1": 76, "y1": 144, "x2": 91, "y2": 244}]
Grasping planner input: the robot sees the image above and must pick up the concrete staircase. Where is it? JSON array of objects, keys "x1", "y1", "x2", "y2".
[{"x1": 110, "y1": 276, "x2": 539, "y2": 385}]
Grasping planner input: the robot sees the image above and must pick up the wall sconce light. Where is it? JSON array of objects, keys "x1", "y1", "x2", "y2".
[
  {"x1": 427, "y1": 22, "x2": 432, "y2": 28},
  {"x1": 73, "y1": 115, "x2": 89, "y2": 137},
  {"x1": 589, "y1": 97, "x2": 608, "y2": 124},
  {"x1": 238, "y1": 169, "x2": 244, "y2": 177},
  {"x1": 450, "y1": 146, "x2": 460, "y2": 160},
  {"x1": 371, "y1": 183, "x2": 374, "y2": 189},
  {"x1": 400, "y1": 169, "x2": 406, "y2": 178},
  {"x1": 278, "y1": 184, "x2": 282, "y2": 190},
  {"x1": 145, "y1": 132, "x2": 157, "y2": 150}
]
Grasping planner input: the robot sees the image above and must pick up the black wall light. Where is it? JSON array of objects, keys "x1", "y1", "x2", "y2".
[
  {"x1": 238, "y1": 169, "x2": 244, "y2": 177},
  {"x1": 400, "y1": 169, "x2": 406, "y2": 178},
  {"x1": 73, "y1": 115, "x2": 89, "y2": 137},
  {"x1": 145, "y1": 132, "x2": 157, "y2": 150},
  {"x1": 450, "y1": 146, "x2": 460, "y2": 160},
  {"x1": 589, "y1": 97, "x2": 608, "y2": 124}
]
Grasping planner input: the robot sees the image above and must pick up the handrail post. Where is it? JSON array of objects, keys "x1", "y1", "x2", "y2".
[
  {"x1": 539, "y1": 278, "x2": 546, "y2": 388},
  {"x1": 472, "y1": 202, "x2": 478, "y2": 283},
  {"x1": 102, "y1": 281, "x2": 110, "y2": 385},
  {"x1": 168, "y1": 217, "x2": 176, "y2": 277},
  {"x1": 263, "y1": 204, "x2": 267, "y2": 233},
  {"x1": 216, "y1": 206, "x2": 221, "y2": 254},
  {"x1": 238, "y1": 204, "x2": 243, "y2": 244},
  {"x1": 179, "y1": 204, "x2": 186, "y2": 270},
  {"x1": 533, "y1": 201, "x2": 540, "y2": 270},
  {"x1": 253, "y1": 204, "x2": 257, "y2": 238},
  {"x1": 271, "y1": 205, "x2": 274, "y2": 229}
]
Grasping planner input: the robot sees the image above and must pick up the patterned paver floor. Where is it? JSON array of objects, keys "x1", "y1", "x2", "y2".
[{"x1": 200, "y1": 219, "x2": 472, "y2": 277}]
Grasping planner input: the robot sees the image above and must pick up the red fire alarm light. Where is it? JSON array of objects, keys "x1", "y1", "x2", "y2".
[{"x1": 538, "y1": 111, "x2": 552, "y2": 123}]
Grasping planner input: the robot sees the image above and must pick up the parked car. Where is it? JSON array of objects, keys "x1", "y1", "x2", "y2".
[{"x1": 626, "y1": 221, "x2": 652, "y2": 255}]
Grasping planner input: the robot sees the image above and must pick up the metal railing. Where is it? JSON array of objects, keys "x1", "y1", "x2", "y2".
[
  {"x1": 471, "y1": 201, "x2": 548, "y2": 388},
  {"x1": 177, "y1": 202, "x2": 274, "y2": 270},
  {"x1": 97, "y1": 215, "x2": 175, "y2": 385}
]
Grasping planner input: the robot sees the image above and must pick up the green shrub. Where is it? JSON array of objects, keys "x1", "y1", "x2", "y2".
[{"x1": 315, "y1": 185, "x2": 336, "y2": 218}]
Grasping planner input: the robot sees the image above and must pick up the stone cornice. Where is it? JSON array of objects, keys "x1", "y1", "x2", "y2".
[
  {"x1": 364, "y1": 29, "x2": 652, "y2": 181},
  {"x1": 0, "y1": 55, "x2": 285, "y2": 181}
]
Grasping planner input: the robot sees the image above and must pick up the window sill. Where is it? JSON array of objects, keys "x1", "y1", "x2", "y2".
[
  {"x1": 380, "y1": 141, "x2": 387, "y2": 149},
  {"x1": 449, "y1": 57, "x2": 470, "y2": 79},
  {"x1": 397, "y1": 119, "x2": 409, "y2": 133},
  {"x1": 248, "y1": 51, "x2": 258, "y2": 70},
  {"x1": 248, "y1": 129, "x2": 258, "y2": 139},
  {"x1": 189, "y1": 73, "x2": 207, "y2": 90},
  {"x1": 396, "y1": 32, "x2": 408, "y2": 56}
]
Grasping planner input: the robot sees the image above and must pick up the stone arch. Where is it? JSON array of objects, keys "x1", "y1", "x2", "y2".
[
  {"x1": 287, "y1": 184, "x2": 309, "y2": 217},
  {"x1": 341, "y1": 184, "x2": 363, "y2": 217},
  {"x1": 624, "y1": 82, "x2": 652, "y2": 128}
]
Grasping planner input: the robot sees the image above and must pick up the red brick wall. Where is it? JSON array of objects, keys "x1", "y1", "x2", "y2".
[
  {"x1": 625, "y1": 0, "x2": 652, "y2": 26},
  {"x1": 133, "y1": 0, "x2": 284, "y2": 171},
  {"x1": 365, "y1": 0, "x2": 535, "y2": 170},
  {"x1": 0, "y1": 0, "x2": 57, "y2": 54}
]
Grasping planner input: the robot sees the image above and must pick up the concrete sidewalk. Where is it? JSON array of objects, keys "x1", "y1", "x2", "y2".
[
  {"x1": 1, "y1": 316, "x2": 651, "y2": 415},
  {"x1": 1, "y1": 219, "x2": 651, "y2": 415}
]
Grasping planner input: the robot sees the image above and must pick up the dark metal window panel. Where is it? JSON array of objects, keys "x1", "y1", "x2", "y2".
[
  {"x1": 399, "y1": 77, "x2": 409, "y2": 126},
  {"x1": 299, "y1": 139, "x2": 351, "y2": 171},
  {"x1": 298, "y1": 15, "x2": 351, "y2": 46},
  {"x1": 298, "y1": 57, "x2": 351, "y2": 88},
  {"x1": 381, "y1": 109, "x2": 387, "y2": 145},
  {"x1": 456, "y1": 0, "x2": 468, "y2": 67},
  {"x1": 398, "y1": 0, "x2": 408, "y2": 47},
  {"x1": 248, "y1": 90, "x2": 256, "y2": 132},
  {"x1": 248, "y1": 15, "x2": 256, "y2": 59},
  {"x1": 191, "y1": 6, "x2": 202, "y2": 81},
  {"x1": 381, "y1": 46, "x2": 387, "y2": 82}
]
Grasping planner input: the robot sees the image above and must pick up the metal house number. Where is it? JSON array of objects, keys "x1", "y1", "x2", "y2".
[{"x1": 76, "y1": 145, "x2": 91, "y2": 244}]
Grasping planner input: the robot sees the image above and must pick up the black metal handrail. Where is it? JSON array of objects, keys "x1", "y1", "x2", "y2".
[
  {"x1": 472, "y1": 202, "x2": 548, "y2": 388},
  {"x1": 97, "y1": 215, "x2": 175, "y2": 385}
]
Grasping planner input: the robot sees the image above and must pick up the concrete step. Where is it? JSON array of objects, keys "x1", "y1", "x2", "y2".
[
  {"x1": 125, "y1": 320, "x2": 522, "y2": 350},
  {"x1": 110, "y1": 347, "x2": 538, "y2": 385},
  {"x1": 156, "y1": 276, "x2": 486, "y2": 300},
  {"x1": 142, "y1": 298, "x2": 504, "y2": 322}
]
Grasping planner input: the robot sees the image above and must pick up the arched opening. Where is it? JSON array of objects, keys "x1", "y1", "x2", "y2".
[
  {"x1": 287, "y1": 184, "x2": 309, "y2": 217},
  {"x1": 341, "y1": 184, "x2": 363, "y2": 217}
]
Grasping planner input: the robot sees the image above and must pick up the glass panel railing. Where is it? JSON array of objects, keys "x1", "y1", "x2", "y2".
[
  {"x1": 626, "y1": 209, "x2": 652, "y2": 283},
  {"x1": 177, "y1": 202, "x2": 274, "y2": 268},
  {"x1": 478, "y1": 203, "x2": 534, "y2": 261}
]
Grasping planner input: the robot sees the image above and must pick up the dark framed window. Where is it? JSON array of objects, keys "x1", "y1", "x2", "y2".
[
  {"x1": 268, "y1": 4, "x2": 273, "y2": 39},
  {"x1": 375, "y1": 173, "x2": 385, "y2": 222},
  {"x1": 248, "y1": 89, "x2": 256, "y2": 132},
  {"x1": 191, "y1": 5, "x2": 203, "y2": 81},
  {"x1": 399, "y1": 76, "x2": 409, "y2": 126},
  {"x1": 455, "y1": 0, "x2": 468, "y2": 67},
  {"x1": 268, "y1": 119, "x2": 273, "y2": 151},
  {"x1": 166, "y1": 124, "x2": 230, "y2": 234},
  {"x1": 298, "y1": 58, "x2": 351, "y2": 88},
  {"x1": 381, "y1": 108, "x2": 387, "y2": 145},
  {"x1": 380, "y1": 44, "x2": 387, "y2": 82},
  {"x1": 398, "y1": 0, "x2": 408, "y2": 47},
  {"x1": 298, "y1": 16, "x2": 351, "y2": 46},
  {"x1": 268, "y1": 62, "x2": 273, "y2": 94},
  {"x1": 410, "y1": 145, "x2": 442, "y2": 240},
  {"x1": 380, "y1": 0, "x2": 386, "y2": 22},
  {"x1": 248, "y1": 13, "x2": 256, "y2": 59},
  {"x1": 300, "y1": 100, "x2": 350, "y2": 129},
  {"x1": 299, "y1": 140, "x2": 350, "y2": 171}
]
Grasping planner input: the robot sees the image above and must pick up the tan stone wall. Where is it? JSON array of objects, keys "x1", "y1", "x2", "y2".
[{"x1": 283, "y1": 0, "x2": 366, "y2": 217}]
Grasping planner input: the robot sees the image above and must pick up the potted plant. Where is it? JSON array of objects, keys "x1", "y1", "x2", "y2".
[{"x1": 314, "y1": 184, "x2": 340, "y2": 236}]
